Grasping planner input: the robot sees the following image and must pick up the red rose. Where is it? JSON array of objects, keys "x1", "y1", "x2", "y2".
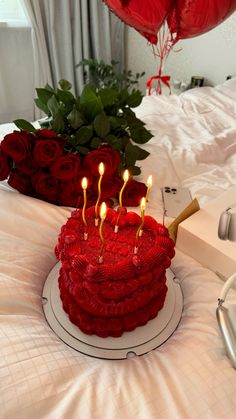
[
  {"x1": 121, "y1": 179, "x2": 147, "y2": 207},
  {"x1": 1, "y1": 131, "x2": 33, "y2": 162},
  {"x1": 0, "y1": 149, "x2": 12, "y2": 180},
  {"x1": 85, "y1": 189, "x2": 98, "y2": 207},
  {"x1": 83, "y1": 146, "x2": 120, "y2": 177},
  {"x1": 76, "y1": 189, "x2": 97, "y2": 208},
  {"x1": 51, "y1": 154, "x2": 81, "y2": 180},
  {"x1": 33, "y1": 140, "x2": 64, "y2": 167},
  {"x1": 69, "y1": 169, "x2": 94, "y2": 194},
  {"x1": 99, "y1": 175, "x2": 122, "y2": 200},
  {"x1": 59, "y1": 171, "x2": 95, "y2": 207},
  {"x1": 35, "y1": 129, "x2": 61, "y2": 140},
  {"x1": 8, "y1": 170, "x2": 33, "y2": 195},
  {"x1": 16, "y1": 157, "x2": 39, "y2": 175},
  {"x1": 60, "y1": 183, "x2": 82, "y2": 208},
  {"x1": 32, "y1": 172, "x2": 59, "y2": 198},
  {"x1": 59, "y1": 178, "x2": 81, "y2": 207}
]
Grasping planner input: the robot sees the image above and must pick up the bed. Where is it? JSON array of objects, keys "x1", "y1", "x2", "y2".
[{"x1": 1, "y1": 77, "x2": 236, "y2": 419}]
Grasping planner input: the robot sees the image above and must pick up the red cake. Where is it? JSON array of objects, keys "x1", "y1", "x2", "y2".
[{"x1": 55, "y1": 206, "x2": 175, "y2": 337}]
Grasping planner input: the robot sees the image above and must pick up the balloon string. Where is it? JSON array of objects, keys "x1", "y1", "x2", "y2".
[{"x1": 148, "y1": 27, "x2": 179, "y2": 95}]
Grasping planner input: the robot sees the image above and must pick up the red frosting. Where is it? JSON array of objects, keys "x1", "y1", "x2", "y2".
[{"x1": 55, "y1": 206, "x2": 175, "y2": 337}]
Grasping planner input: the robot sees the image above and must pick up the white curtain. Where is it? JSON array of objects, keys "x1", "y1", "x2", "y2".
[
  {"x1": 22, "y1": 1, "x2": 53, "y2": 89},
  {"x1": 0, "y1": 26, "x2": 35, "y2": 124},
  {"x1": 22, "y1": 0, "x2": 125, "y2": 98},
  {"x1": 0, "y1": 1, "x2": 124, "y2": 123}
]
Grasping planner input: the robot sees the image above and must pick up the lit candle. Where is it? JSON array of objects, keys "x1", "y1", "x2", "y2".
[
  {"x1": 146, "y1": 175, "x2": 152, "y2": 202},
  {"x1": 98, "y1": 202, "x2": 107, "y2": 263},
  {"x1": 81, "y1": 177, "x2": 88, "y2": 240},
  {"x1": 95, "y1": 162, "x2": 105, "y2": 226},
  {"x1": 134, "y1": 197, "x2": 146, "y2": 254},
  {"x1": 119, "y1": 169, "x2": 129, "y2": 208},
  {"x1": 114, "y1": 169, "x2": 129, "y2": 233}
]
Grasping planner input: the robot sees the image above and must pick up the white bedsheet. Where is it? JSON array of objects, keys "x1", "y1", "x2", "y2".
[
  {"x1": 1, "y1": 79, "x2": 236, "y2": 419},
  {"x1": 135, "y1": 77, "x2": 236, "y2": 208},
  {"x1": 1, "y1": 187, "x2": 236, "y2": 419}
]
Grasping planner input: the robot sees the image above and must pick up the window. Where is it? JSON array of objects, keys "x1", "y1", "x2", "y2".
[{"x1": 0, "y1": 0, "x2": 28, "y2": 25}]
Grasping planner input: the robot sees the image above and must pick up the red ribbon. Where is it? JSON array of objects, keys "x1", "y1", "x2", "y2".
[{"x1": 146, "y1": 74, "x2": 171, "y2": 95}]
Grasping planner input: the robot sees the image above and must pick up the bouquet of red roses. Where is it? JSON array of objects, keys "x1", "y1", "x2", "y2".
[
  {"x1": 0, "y1": 128, "x2": 147, "y2": 207},
  {"x1": 0, "y1": 76, "x2": 153, "y2": 207}
]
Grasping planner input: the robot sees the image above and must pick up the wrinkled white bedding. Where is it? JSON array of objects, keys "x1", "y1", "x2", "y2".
[
  {"x1": 135, "y1": 77, "x2": 236, "y2": 209},
  {"x1": 1, "y1": 79, "x2": 236, "y2": 419}
]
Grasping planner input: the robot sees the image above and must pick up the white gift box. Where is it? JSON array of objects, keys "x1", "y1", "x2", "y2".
[{"x1": 176, "y1": 187, "x2": 236, "y2": 279}]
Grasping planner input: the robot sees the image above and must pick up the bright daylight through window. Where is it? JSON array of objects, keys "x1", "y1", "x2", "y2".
[{"x1": 0, "y1": 0, "x2": 28, "y2": 24}]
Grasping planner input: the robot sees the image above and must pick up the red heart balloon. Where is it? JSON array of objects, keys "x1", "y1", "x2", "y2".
[
  {"x1": 103, "y1": 0, "x2": 175, "y2": 44},
  {"x1": 168, "y1": 0, "x2": 236, "y2": 39}
]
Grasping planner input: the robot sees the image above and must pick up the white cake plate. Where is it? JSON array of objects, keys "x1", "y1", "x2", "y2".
[{"x1": 42, "y1": 263, "x2": 183, "y2": 359}]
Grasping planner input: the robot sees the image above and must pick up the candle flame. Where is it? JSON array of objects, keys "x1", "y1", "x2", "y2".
[
  {"x1": 140, "y1": 197, "x2": 146, "y2": 211},
  {"x1": 100, "y1": 202, "x2": 107, "y2": 219},
  {"x1": 98, "y1": 162, "x2": 105, "y2": 176},
  {"x1": 81, "y1": 177, "x2": 88, "y2": 190},
  {"x1": 123, "y1": 169, "x2": 129, "y2": 182},
  {"x1": 147, "y1": 175, "x2": 152, "y2": 188}
]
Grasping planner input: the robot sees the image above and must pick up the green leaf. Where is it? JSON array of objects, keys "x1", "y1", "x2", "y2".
[
  {"x1": 59, "y1": 79, "x2": 72, "y2": 91},
  {"x1": 125, "y1": 142, "x2": 136, "y2": 166},
  {"x1": 51, "y1": 114, "x2": 65, "y2": 132},
  {"x1": 57, "y1": 89, "x2": 75, "y2": 104},
  {"x1": 13, "y1": 119, "x2": 36, "y2": 132},
  {"x1": 119, "y1": 89, "x2": 129, "y2": 106},
  {"x1": 106, "y1": 134, "x2": 121, "y2": 151},
  {"x1": 109, "y1": 116, "x2": 122, "y2": 130},
  {"x1": 80, "y1": 85, "x2": 103, "y2": 121},
  {"x1": 106, "y1": 104, "x2": 120, "y2": 117},
  {"x1": 76, "y1": 145, "x2": 89, "y2": 155},
  {"x1": 130, "y1": 126, "x2": 153, "y2": 144},
  {"x1": 44, "y1": 83, "x2": 56, "y2": 93},
  {"x1": 47, "y1": 95, "x2": 60, "y2": 117},
  {"x1": 120, "y1": 135, "x2": 130, "y2": 149},
  {"x1": 123, "y1": 108, "x2": 145, "y2": 128},
  {"x1": 75, "y1": 126, "x2": 93, "y2": 145},
  {"x1": 67, "y1": 135, "x2": 77, "y2": 146},
  {"x1": 126, "y1": 90, "x2": 143, "y2": 108},
  {"x1": 94, "y1": 112, "x2": 110, "y2": 138},
  {"x1": 36, "y1": 88, "x2": 54, "y2": 106},
  {"x1": 130, "y1": 143, "x2": 150, "y2": 161},
  {"x1": 34, "y1": 98, "x2": 50, "y2": 116},
  {"x1": 128, "y1": 165, "x2": 141, "y2": 176},
  {"x1": 90, "y1": 137, "x2": 102, "y2": 149},
  {"x1": 98, "y1": 88, "x2": 119, "y2": 107},
  {"x1": 124, "y1": 142, "x2": 149, "y2": 167},
  {"x1": 67, "y1": 107, "x2": 84, "y2": 129}
]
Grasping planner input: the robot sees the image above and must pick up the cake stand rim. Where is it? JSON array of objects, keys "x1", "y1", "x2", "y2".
[
  {"x1": 48, "y1": 263, "x2": 177, "y2": 350},
  {"x1": 42, "y1": 263, "x2": 183, "y2": 359}
]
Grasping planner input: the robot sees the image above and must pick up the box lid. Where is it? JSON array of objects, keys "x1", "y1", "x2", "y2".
[{"x1": 176, "y1": 187, "x2": 236, "y2": 279}]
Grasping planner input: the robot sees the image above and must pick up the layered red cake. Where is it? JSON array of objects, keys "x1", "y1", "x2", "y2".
[{"x1": 55, "y1": 207, "x2": 175, "y2": 337}]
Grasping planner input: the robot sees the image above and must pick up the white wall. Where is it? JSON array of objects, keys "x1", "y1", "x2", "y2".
[{"x1": 126, "y1": 13, "x2": 236, "y2": 94}]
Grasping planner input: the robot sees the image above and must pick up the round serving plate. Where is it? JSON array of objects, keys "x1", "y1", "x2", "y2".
[{"x1": 42, "y1": 263, "x2": 183, "y2": 360}]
